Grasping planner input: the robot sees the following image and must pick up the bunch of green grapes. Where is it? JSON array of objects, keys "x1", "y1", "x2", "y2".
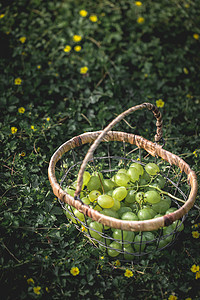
[{"x1": 64, "y1": 161, "x2": 184, "y2": 259}]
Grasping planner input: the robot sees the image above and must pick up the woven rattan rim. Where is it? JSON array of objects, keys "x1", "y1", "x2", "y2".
[{"x1": 48, "y1": 103, "x2": 198, "y2": 232}]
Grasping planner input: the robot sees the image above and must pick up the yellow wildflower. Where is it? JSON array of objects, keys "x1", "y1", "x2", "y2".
[
  {"x1": 64, "y1": 45, "x2": 71, "y2": 53},
  {"x1": 114, "y1": 260, "x2": 121, "y2": 267},
  {"x1": 33, "y1": 286, "x2": 41, "y2": 295},
  {"x1": 45, "y1": 287, "x2": 50, "y2": 293},
  {"x1": 73, "y1": 35, "x2": 82, "y2": 42},
  {"x1": 193, "y1": 33, "x2": 199, "y2": 40},
  {"x1": 70, "y1": 267, "x2": 80, "y2": 276},
  {"x1": 137, "y1": 17, "x2": 145, "y2": 24},
  {"x1": 27, "y1": 278, "x2": 35, "y2": 284},
  {"x1": 191, "y1": 264, "x2": 200, "y2": 273},
  {"x1": 14, "y1": 78, "x2": 22, "y2": 85},
  {"x1": 124, "y1": 269, "x2": 133, "y2": 278},
  {"x1": 31, "y1": 125, "x2": 36, "y2": 131},
  {"x1": 156, "y1": 99, "x2": 165, "y2": 108},
  {"x1": 20, "y1": 152, "x2": 26, "y2": 157},
  {"x1": 74, "y1": 45, "x2": 82, "y2": 52},
  {"x1": 80, "y1": 66, "x2": 88, "y2": 74},
  {"x1": 183, "y1": 68, "x2": 189, "y2": 74},
  {"x1": 192, "y1": 231, "x2": 200, "y2": 238},
  {"x1": 193, "y1": 150, "x2": 198, "y2": 158},
  {"x1": 37, "y1": 65, "x2": 41, "y2": 69},
  {"x1": 79, "y1": 10, "x2": 88, "y2": 17},
  {"x1": 46, "y1": 117, "x2": 50, "y2": 122},
  {"x1": 19, "y1": 37, "x2": 26, "y2": 43},
  {"x1": 196, "y1": 271, "x2": 200, "y2": 279},
  {"x1": 18, "y1": 107, "x2": 25, "y2": 114},
  {"x1": 100, "y1": 256, "x2": 104, "y2": 260},
  {"x1": 168, "y1": 296, "x2": 178, "y2": 300},
  {"x1": 0, "y1": 14, "x2": 5, "y2": 18},
  {"x1": 81, "y1": 225, "x2": 87, "y2": 232},
  {"x1": 11, "y1": 127, "x2": 17, "y2": 134},
  {"x1": 135, "y1": 1, "x2": 142, "y2": 6},
  {"x1": 90, "y1": 15, "x2": 98, "y2": 22}
]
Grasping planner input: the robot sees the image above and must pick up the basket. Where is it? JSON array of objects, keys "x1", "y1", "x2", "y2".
[{"x1": 48, "y1": 103, "x2": 198, "y2": 261}]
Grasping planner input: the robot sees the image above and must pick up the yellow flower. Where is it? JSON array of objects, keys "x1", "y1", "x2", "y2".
[
  {"x1": 64, "y1": 45, "x2": 71, "y2": 53},
  {"x1": 70, "y1": 267, "x2": 80, "y2": 276},
  {"x1": 45, "y1": 256, "x2": 48, "y2": 259},
  {"x1": 46, "y1": 117, "x2": 50, "y2": 122},
  {"x1": 183, "y1": 68, "x2": 189, "y2": 74},
  {"x1": 74, "y1": 45, "x2": 82, "y2": 52},
  {"x1": 81, "y1": 225, "x2": 87, "y2": 232},
  {"x1": 168, "y1": 296, "x2": 178, "y2": 300},
  {"x1": 135, "y1": 1, "x2": 142, "y2": 6},
  {"x1": 124, "y1": 269, "x2": 133, "y2": 278},
  {"x1": 80, "y1": 66, "x2": 88, "y2": 74},
  {"x1": 11, "y1": 127, "x2": 17, "y2": 134},
  {"x1": 20, "y1": 151, "x2": 26, "y2": 157},
  {"x1": 196, "y1": 271, "x2": 200, "y2": 279},
  {"x1": 27, "y1": 278, "x2": 35, "y2": 284},
  {"x1": 114, "y1": 260, "x2": 121, "y2": 267},
  {"x1": 45, "y1": 287, "x2": 50, "y2": 293},
  {"x1": 192, "y1": 231, "x2": 200, "y2": 238},
  {"x1": 191, "y1": 264, "x2": 200, "y2": 273},
  {"x1": 19, "y1": 36, "x2": 26, "y2": 43},
  {"x1": 90, "y1": 15, "x2": 98, "y2": 22},
  {"x1": 14, "y1": 77, "x2": 22, "y2": 85},
  {"x1": 156, "y1": 99, "x2": 165, "y2": 108},
  {"x1": 193, "y1": 150, "x2": 198, "y2": 158},
  {"x1": 73, "y1": 35, "x2": 82, "y2": 42},
  {"x1": 137, "y1": 17, "x2": 145, "y2": 24},
  {"x1": 37, "y1": 65, "x2": 41, "y2": 69},
  {"x1": 18, "y1": 107, "x2": 25, "y2": 113},
  {"x1": 31, "y1": 125, "x2": 36, "y2": 131},
  {"x1": 193, "y1": 33, "x2": 199, "y2": 40},
  {"x1": 100, "y1": 256, "x2": 104, "y2": 260},
  {"x1": 33, "y1": 286, "x2": 41, "y2": 295},
  {"x1": 0, "y1": 14, "x2": 5, "y2": 18},
  {"x1": 79, "y1": 10, "x2": 88, "y2": 17}
]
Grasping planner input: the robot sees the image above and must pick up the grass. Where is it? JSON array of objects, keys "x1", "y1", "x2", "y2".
[{"x1": 0, "y1": 0, "x2": 200, "y2": 299}]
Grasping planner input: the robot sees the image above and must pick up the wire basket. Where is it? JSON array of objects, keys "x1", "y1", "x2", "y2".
[{"x1": 48, "y1": 103, "x2": 198, "y2": 261}]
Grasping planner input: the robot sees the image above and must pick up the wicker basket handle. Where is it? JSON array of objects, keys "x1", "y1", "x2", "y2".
[{"x1": 75, "y1": 102, "x2": 162, "y2": 198}]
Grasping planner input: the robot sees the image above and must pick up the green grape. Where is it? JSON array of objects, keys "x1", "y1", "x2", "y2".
[
  {"x1": 154, "y1": 213, "x2": 163, "y2": 218},
  {"x1": 135, "y1": 192, "x2": 145, "y2": 203},
  {"x1": 92, "y1": 203, "x2": 103, "y2": 211},
  {"x1": 118, "y1": 206, "x2": 132, "y2": 218},
  {"x1": 165, "y1": 207, "x2": 177, "y2": 215},
  {"x1": 97, "y1": 195, "x2": 114, "y2": 209},
  {"x1": 81, "y1": 196, "x2": 90, "y2": 205},
  {"x1": 134, "y1": 234, "x2": 147, "y2": 252},
  {"x1": 151, "y1": 196, "x2": 171, "y2": 214},
  {"x1": 121, "y1": 211, "x2": 138, "y2": 221},
  {"x1": 137, "y1": 208, "x2": 153, "y2": 220},
  {"x1": 107, "y1": 241, "x2": 122, "y2": 257},
  {"x1": 141, "y1": 170, "x2": 151, "y2": 183},
  {"x1": 114, "y1": 173, "x2": 130, "y2": 187},
  {"x1": 157, "y1": 238, "x2": 169, "y2": 249},
  {"x1": 112, "y1": 229, "x2": 135, "y2": 242},
  {"x1": 87, "y1": 175, "x2": 101, "y2": 191},
  {"x1": 123, "y1": 245, "x2": 135, "y2": 260},
  {"x1": 89, "y1": 190, "x2": 101, "y2": 202},
  {"x1": 130, "y1": 162, "x2": 144, "y2": 176},
  {"x1": 112, "y1": 198, "x2": 121, "y2": 211},
  {"x1": 117, "y1": 168, "x2": 128, "y2": 174},
  {"x1": 112, "y1": 186, "x2": 128, "y2": 201},
  {"x1": 171, "y1": 220, "x2": 184, "y2": 232},
  {"x1": 144, "y1": 190, "x2": 161, "y2": 204},
  {"x1": 153, "y1": 175, "x2": 166, "y2": 189},
  {"x1": 101, "y1": 208, "x2": 119, "y2": 219},
  {"x1": 142, "y1": 231, "x2": 155, "y2": 241},
  {"x1": 102, "y1": 179, "x2": 116, "y2": 192},
  {"x1": 73, "y1": 209, "x2": 85, "y2": 222},
  {"x1": 145, "y1": 163, "x2": 160, "y2": 176},
  {"x1": 65, "y1": 187, "x2": 75, "y2": 197},
  {"x1": 89, "y1": 221, "x2": 103, "y2": 240},
  {"x1": 127, "y1": 167, "x2": 140, "y2": 182},
  {"x1": 142, "y1": 206, "x2": 157, "y2": 218},
  {"x1": 125, "y1": 189, "x2": 136, "y2": 204},
  {"x1": 83, "y1": 171, "x2": 91, "y2": 187}
]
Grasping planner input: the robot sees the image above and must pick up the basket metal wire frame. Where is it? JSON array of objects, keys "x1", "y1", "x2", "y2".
[{"x1": 58, "y1": 144, "x2": 188, "y2": 261}]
